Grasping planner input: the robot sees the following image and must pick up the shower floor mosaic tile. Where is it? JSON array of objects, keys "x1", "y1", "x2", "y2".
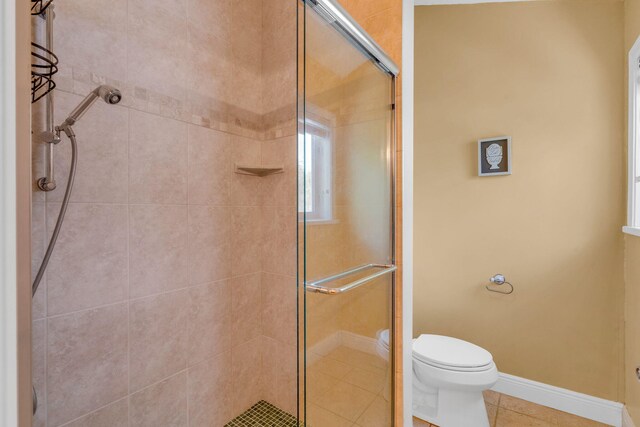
[{"x1": 225, "y1": 400, "x2": 300, "y2": 427}]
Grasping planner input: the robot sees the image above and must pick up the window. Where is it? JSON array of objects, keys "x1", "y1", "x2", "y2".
[
  {"x1": 626, "y1": 38, "x2": 640, "y2": 237},
  {"x1": 298, "y1": 120, "x2": 333, "y2": 222}
]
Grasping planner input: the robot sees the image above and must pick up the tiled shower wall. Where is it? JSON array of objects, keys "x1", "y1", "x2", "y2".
[{"x1": 31, "y1": 0, "x2": 297, "y2": 426}]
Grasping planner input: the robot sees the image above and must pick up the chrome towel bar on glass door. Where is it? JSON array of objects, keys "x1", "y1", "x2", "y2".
[{"x1": 306, "y1": 264, "x2": 397, "y2": 295}]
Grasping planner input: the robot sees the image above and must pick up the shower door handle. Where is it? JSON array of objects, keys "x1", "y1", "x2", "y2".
[{"x1": 305, "y1": 263, "x2": 396, "y2": 295}]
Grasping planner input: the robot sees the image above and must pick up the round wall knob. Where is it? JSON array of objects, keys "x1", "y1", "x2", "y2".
[{"x1": 490, "y1": 274, "x2": 506, "y2": 285}]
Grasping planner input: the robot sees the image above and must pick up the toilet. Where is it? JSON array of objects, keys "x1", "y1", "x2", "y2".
[{"x1": 378, "y1": 330, "x2": 498, "y2": 427}]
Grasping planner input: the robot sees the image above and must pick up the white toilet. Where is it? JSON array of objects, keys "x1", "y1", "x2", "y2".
[{"x1": 378, "y1": 330, "x2": 498, "y2": 427}]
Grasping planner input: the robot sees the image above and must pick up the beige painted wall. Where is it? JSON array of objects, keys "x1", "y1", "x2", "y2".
[
  {"x1": 414, "y1": 1, "x2": 625, "y2": 400},
  {"x1": 625, "y1": 236, "x2": 640, "y2": 421},
  {"x1": 625, "y1": 0, "x2": 640, "y2": 421}
]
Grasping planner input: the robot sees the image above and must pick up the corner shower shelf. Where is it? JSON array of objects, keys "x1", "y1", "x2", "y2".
[{"x1": 234, "y1": 164, "x2": 284, "y2": 177}]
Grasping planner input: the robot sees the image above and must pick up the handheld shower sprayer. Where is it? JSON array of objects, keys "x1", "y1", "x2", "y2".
[
  {"x1": 57, "y1": 84, "x2": 122, "y2": 132},
  {"x1": 33, "y1": 84, "x2": 122, "y2": 298}
]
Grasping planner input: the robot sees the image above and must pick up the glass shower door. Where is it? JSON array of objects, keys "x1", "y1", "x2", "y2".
[{"x1": 299, "y1": 1, "x2": 398, "y2": 425}]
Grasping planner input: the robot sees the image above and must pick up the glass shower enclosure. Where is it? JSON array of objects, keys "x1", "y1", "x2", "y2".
[
  {"x1": 298, "y1": 1, "x2": 399, "y2": 425},
  {"x1": 28, "y1": 0, "x2": 395, "y2": 424}
]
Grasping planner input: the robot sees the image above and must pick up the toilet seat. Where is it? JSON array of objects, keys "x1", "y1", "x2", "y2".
[{"x1": 412, "y1": 335, "x2": 494, "y2": 372}]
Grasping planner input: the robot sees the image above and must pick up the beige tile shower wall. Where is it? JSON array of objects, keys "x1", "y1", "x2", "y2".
[
  {"x1": 259, "y1": 0, "x2": 298, "y2": 415},
  {"x1": 30, "y1": 1, "x2": 297, "y2": 426},
  {"x1": 414, "y1": 1, "x2": 625, "y2": 401}
]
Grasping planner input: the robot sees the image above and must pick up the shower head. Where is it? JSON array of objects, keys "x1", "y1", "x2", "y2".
[
  {"x1": 60, "y1": 84, "x2": 122, "y2": 128},
  {"x1": 97, "y1": 85, "x2": 122, "y2": 105}
]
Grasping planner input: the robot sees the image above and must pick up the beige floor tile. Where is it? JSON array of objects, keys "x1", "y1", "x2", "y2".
[
  {"x1": 307, "y1": 370, "x2": 340, "y2": 403},
  {"x1": 311, "y1": 379, "x2": 377, "y2": 422},
  {"x1": 355, "y1": 396, "x2": 392, "y2": 427},
  {"x1": 412, "y1": 394, "x2": 609, "y2": 427},
  {"x1": 412, "y1": 417, "x2": 432, "y2": 426},
  {"x1": 499, "y1": 395, "x2": 559, "y2": 424},
  {"x1": 554, "y1": 411, "x2": 612, "y2": 427},
  {"x1": 484, "y1": 390, "x2": 501, "y2": 406},
  {"x1": 307, "y1": 403, "x2": 353, "y2": 427},
  {"x1": 343, "y1": 366, "x2": 387, "y2": 394},
  {"x1": 487, "y1": 403, "x2": 498, "y2": 426},
  {"x1": 495, "y1": 408, "x2": 554, "y2": 427},
  {"x1": 313, "y1": 355, "x2": 355, "y2": 379}
]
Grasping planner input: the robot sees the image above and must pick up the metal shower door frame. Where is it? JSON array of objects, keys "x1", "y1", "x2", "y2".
[{"x1": 298, "y1": 0, "x2": 399, "y2": 424}]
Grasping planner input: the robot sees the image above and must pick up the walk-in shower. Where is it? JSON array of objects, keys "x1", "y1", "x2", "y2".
[{"x1": 30, "y1": 0, "x2": 397, "y2": 425}]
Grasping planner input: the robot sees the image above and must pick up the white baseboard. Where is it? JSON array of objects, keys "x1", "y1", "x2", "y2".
[
  {"x1": 415, "y1": 0, "x2": 537, "y2": 5},
  {"x1": 306, "y1": 331, "x2": 342, "y2": 365},
  {"x1": 307, "y1": 330, "x2": 380, "y2": 365},
  {"x1": 339, "y1": 330, "x2": 378, "y2": 354},
  {"x1": 623, "y1": 407, "x2": 637, "y2": 427},
  {"x1": 492, "y1": 373, "x2": 623, "y2": 427}
]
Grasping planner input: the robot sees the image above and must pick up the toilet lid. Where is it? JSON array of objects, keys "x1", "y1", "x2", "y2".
[{"x1": 412, "y1": 335, "x2": 493, "y2": 370}]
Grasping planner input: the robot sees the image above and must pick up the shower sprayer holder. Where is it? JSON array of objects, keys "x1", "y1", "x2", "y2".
[
  {"x1": 56, "y1": 123, "x2": 76, "y2": 138},
  {"x1": 40, "y1": 130, "x2": 61, "y2": 144},
  {"x1": 36, "y1": 130, "x2": 61, "y2": 192},
  {"x1": 37, "y1": 177, "x2": 57, "y2": 192}
]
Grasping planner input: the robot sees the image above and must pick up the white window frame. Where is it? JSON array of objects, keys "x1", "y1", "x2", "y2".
[
  {"x1": 625, "y1": 37, "x2": 640, "y2": 237},
  {"x1": 298, "y1": 118, "x2": 334, "y2": 223}
]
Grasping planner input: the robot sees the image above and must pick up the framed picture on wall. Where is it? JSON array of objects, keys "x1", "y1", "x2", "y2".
[{"x1": 478, "y1": 136, "x2": 512, "y2": 176}]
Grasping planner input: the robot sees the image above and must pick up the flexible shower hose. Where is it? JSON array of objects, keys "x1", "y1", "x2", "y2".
[{"x1": 32, "y1": 128, "x2": 77, "y2": 297}]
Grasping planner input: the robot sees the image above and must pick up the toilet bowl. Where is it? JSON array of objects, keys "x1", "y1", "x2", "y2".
[
  {"x1": 376, "y1": 329, "x2": 392, "y2": 402},
  {"x1": 378, "y1": 331, "x2": 498, "y2": 427},
  {"x1": 376, "y1": 329, "x2": 390, "y2": 361}
]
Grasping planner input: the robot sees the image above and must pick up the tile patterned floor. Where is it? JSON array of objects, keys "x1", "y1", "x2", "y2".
[
  {"x1": 307, "y1": 346, "x2": 392, "y2": 427},
  {"x1": 413, "y1": 390, "x2": 613, "y2": 427},
  {"x1": 225, "y1": 350, "x2": 613, "y2": 427},
  {"x1": 224, "y1": 400, "x2": 299, "y2": 427}
]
